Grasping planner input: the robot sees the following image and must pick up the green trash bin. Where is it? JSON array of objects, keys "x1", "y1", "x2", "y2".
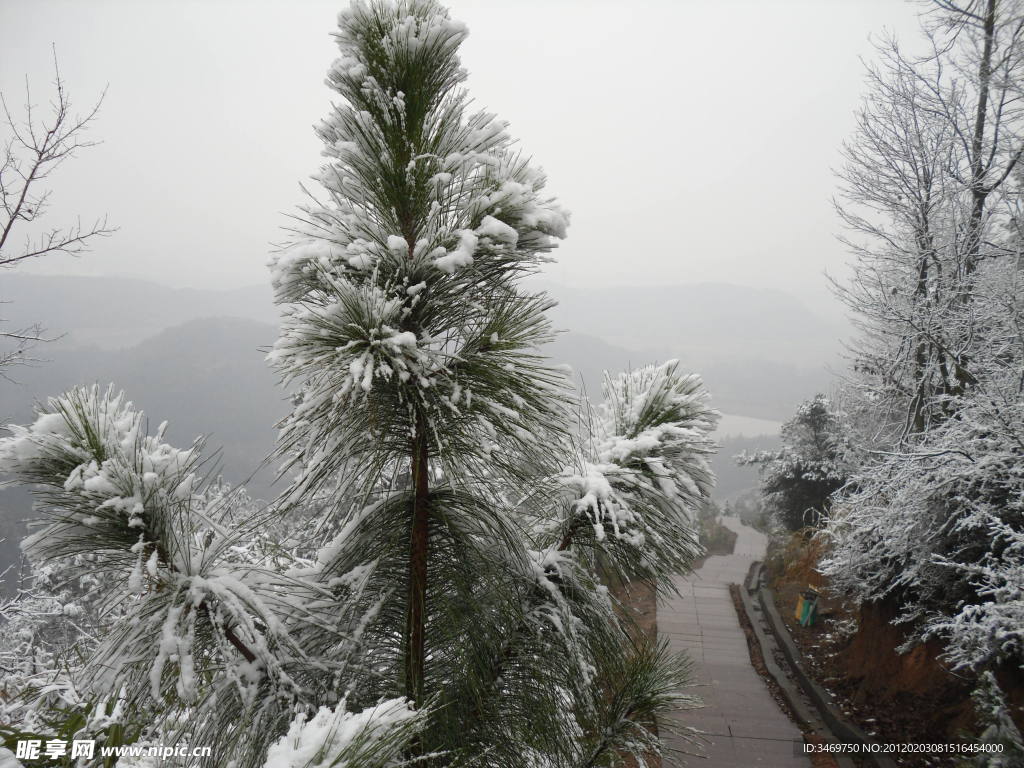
[{"x1": 798, "y1": 588, "x2": 819, "y2": 626}]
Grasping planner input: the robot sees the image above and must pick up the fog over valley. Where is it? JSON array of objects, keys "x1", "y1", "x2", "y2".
[{"x1": 0, "y1": 271, "x2": 838, "y2": 468}]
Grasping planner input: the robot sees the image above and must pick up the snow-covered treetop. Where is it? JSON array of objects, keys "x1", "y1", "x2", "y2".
[
  {"x1": 268, "y1": 0, "x2": 572, "y2": 505},
  {"x1": 268, "y1": 0, "x2": 568, "y2": 304}
]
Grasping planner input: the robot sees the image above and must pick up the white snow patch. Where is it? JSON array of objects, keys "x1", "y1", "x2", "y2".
[
  {"x1": 433, "y1": 230, "x2": 477, "y2": 274},
  {"x1": 262, "y1": 697, "x2": 418, "y2": 768}
]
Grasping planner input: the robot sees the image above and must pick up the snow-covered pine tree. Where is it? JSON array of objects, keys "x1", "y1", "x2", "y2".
[
  {"x1": 268, "y1": 0, "x2": 574, "y2": 721},
  {"x1": 267, "y1": 0, "x2": 713, "y2": 761},
  {"x1": 0, "y1": 2, "x2": 720, "y2": 766}
]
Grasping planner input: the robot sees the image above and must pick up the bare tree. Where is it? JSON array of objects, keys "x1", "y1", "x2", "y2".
[
  {"x1": 0, "y1": 51, "x2": 114, "y2": 376},
  {"x1": 834, "y1": 0, "x2": 1024, "y2": 440},
  {"x1": 823, "y1": 4, "x2": 1024, "y2": 746}
]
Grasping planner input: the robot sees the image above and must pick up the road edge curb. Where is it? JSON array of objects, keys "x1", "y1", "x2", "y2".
[{"x1": 744, "y1": 561, "x2": 897, "y2": 768}]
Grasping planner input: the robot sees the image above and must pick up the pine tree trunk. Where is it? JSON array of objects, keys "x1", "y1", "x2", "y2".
[{"x1": 404, "y1": 414, "x2": 430, "y2": 707}]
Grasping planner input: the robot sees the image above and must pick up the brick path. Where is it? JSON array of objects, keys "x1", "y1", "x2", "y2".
[{"x1": 660, "y1": 516, "x2": 809, "y2": 767}]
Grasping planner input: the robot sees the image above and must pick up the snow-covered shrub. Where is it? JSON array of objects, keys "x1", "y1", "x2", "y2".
[{"x1": 823, "y1": 256, "x2": 1024, "y2": 675}]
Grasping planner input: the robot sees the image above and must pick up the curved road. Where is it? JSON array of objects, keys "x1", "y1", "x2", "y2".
[{"x1": 660, "y1": 516, "x2": 809, "y2": 767}]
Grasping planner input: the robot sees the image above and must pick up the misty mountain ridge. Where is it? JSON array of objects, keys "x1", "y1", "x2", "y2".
[
  {"x1": 535, "y1": 279, "x2": 845, "y2": 368},
  {"x1": 0, "y1": 273, "x2": 276, "y2": 349},
  {"x1": 3, "y1": 272, "x2": 844, "y2": 375},
  {"x1": 0, "y1": 316, "x2": 285, "y2": 494},
  {"x1": 0, "y1": 274, "x2": 820, "y2": 592}
]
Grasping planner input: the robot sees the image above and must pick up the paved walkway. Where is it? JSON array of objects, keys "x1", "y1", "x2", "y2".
[{"x1": 660, "y1": 516, "x2": 809, "y2": 767}]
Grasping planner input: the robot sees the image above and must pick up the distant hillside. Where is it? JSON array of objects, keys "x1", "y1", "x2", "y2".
[
  {"x1": 0, "y1": 273, "x2": 276, "y2": 349},
  {"x1": 2, "y1": 273, "x2": 841, "y2": 418},
  {"x1": 0, "y1": 316, "x2": 285, "y2": 490},
  {"x1": 537, "y1": 280, "x2": 845, "y2": 368},
  {"x1": 0, "y1": 274, "x2": 828, "y2": 592}
]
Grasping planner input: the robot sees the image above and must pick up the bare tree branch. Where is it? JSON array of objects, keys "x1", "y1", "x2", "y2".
[{"x1": 0, "y1": 49, "x2": 114, "y2": 374}]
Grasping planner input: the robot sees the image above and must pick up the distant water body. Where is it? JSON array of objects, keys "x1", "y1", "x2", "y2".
[{"x1": 714, "y1": 413, "x2": 782, "y2": 438}]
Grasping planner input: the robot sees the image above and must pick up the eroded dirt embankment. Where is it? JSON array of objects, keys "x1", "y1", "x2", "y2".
[{"x1": 765, "y1": 534, "x2": 1024, "y2": 765}]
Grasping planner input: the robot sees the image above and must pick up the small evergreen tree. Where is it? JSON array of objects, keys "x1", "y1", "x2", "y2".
[
  {"x1": 740, "y1": 394, "x2": 850, "y2": 532},
  {"x1": 0, "y1": 3, "x2": 719, "y2": 766},
  {"x1": 268, "y1": 0, "x2": 575, "y2": 724}
]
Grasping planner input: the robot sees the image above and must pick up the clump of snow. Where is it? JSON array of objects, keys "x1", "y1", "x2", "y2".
[
  {"x1": 475, "y1": 215, "x2": 518, "y2": 246},
  {"x1": 386, "y1": 235, "x2": 408, "y2": 253},
  {"x1": 433, "y1": 229, "x2": 477, "y2": 273},
  {"x1": 0, "y1": 409, "x2": 77, "y2": 470},
  {"x1": 346, "y1": 240, "x2": 377, "y2": 270},
  {"x1": 262, "y1": 697, "x2": 420, "y2": 768},
  {"x1": 561, "y1": 465, "x2": 644, "y2": 547}
]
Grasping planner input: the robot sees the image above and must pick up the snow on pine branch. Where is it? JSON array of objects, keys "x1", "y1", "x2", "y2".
[
  {"x1": 263, "y1": 696, "x2": 426, "y2": 768},
  {"x1": 0, "y1": 387, "x2": 361, "y2": 749},
  {"x1": 555, "y1": 361, "x2": 718, "y2": 584},
  {"x1": 0, "y1": 385, "x2": 201, "y2": 571}
]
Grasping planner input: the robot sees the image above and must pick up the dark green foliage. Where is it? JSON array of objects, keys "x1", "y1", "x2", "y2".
[{"x1": 740, "y1": 394, "x2": 850, "y2": 532}]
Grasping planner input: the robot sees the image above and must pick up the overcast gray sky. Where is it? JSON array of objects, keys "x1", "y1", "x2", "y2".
[{"x1": 2, "y1": 0, "x2": 921, "y2": 310}]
